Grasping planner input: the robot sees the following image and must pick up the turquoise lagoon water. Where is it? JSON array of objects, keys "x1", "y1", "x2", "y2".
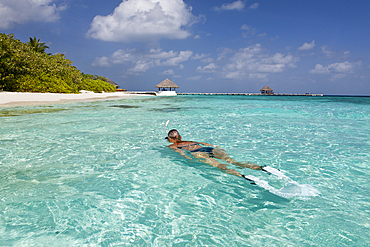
[{"x1": 0, "y1": 95, "x2": 369, "y2": 246}]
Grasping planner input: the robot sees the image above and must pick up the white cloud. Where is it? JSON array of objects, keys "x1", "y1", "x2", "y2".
[
  {"x1": 249, "y1": 3, "x2": 259, "y2": 9},
  {"x1": 130, "y1": 60, "x2": 155, "y2": 73},
  {"x1": 201, "y1": 57, "x2": 215, "y2": 63},
  {"x1": 321, "y1": 45, "x2": 335, "y2": 58},
  {"x1": 221, "y1": 43, "x2": 300, "y2": 79},
  {"x1": 321, "y1": 45, "x2": 351, "y2": 59},
  {"x1": 87, "y1": 0, "x2": 197, "y2": 42},
  {"x1": 92, "y1": 56, "x2": 110, "y2": 67},
  {"x1": 241, "y1": 24, "x2": 251, "y2": 30},
  {"x1": 92, "y1": 48, "x2": 193, "y2": 74},
  {"x1": 192, "y1": 53, "x2": 208, "y2": 60},
  {"x1": 0, "y1": 0, "x2": 66, "y2": 29},
  {"x1": 214, "y1": 1, "x2": 245, "y2": 11},
  {"x1": 111, "y1": 49, "x2": 136, "y2": 64},
  {"x1": 148, "y1": 49, "x2": 178, "y2": 60},
  {"x1": 192, "y1": 53, "x2": 214, "y2": 63},
  {"x1": 310, "y1": 61, "x2": 361, "y2": 74},
  {"x1": 298, "y1": 40, "x2": 316, "y2": 50},
  {"x1": 224, "y1": 71, "x2": 246, "y2": 79},
  {"x1": 310, "y1": 64, "x2": 327, "y2": 74},
  {"x1": 161, "y1": 50, "x2": 193, "y2": 66},
  {"x1": 241, "y1": 24, "x2": 260, "y2": 38},
  {"x1": 217, "y1": 47, "x2": 234, "y2": 61},
  {"x1": 310, "y1": 61, "x2": 362, "y2": 81},
  {"x1": 197, "y1": 63, "x2": 218, "y2": 73},
  {"x1": 194, "y1": 35, "x2": 201, "y2": 39}
]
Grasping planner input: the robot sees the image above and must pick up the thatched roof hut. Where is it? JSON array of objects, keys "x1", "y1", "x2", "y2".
[
  {"x1": 105, "y1": 78, "x2": 120, "y2": 89},
  {"x1": 260, "y1": 85, "x2": 274, "y2": 94},
  {"x1": 155, "y1": 78, "x2": 179, "y2": 91}
]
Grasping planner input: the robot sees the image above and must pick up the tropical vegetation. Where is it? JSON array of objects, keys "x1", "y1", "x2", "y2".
[
  {"x1": 0, "y1": 33, "x2": 116, "y2": 93},
  {"x1": 27, "y1": 36, "x2": 50, "y2": 54}
]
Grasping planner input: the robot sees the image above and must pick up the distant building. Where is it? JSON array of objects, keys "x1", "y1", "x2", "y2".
[
  {"x1": 155, "y1": 78, "x2": 179, "y2": 96},
  {"x1": 105, "y1": 78, "x2": 120, "y2": 89},
  {"x1": 260, "y1": 85, "x2": 274, "y2": 94}
]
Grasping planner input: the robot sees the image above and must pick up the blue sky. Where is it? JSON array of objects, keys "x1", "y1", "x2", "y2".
[{"x1": 1, "y1": 0, "x2": 370, "y2": 94}]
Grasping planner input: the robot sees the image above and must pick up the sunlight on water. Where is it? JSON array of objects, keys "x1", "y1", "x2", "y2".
[{"x1": 1, "y1": 96, "x2": 370, "y2": 246}]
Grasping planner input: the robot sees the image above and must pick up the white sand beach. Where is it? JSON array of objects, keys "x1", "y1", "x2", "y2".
[{"x1": 0, "y1": 91, "x2": 150, "y2": 107}]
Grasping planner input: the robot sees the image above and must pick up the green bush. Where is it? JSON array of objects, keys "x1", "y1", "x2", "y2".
[
  {"x1": 0, "y1": 33, "x2": 116, "y2": 93},
  {"x1": 79, "y1": 77, "x2": 116, "y2": 93},
  {"x1": 13, "y1": 73, "x2": 78, "y2": 93}
]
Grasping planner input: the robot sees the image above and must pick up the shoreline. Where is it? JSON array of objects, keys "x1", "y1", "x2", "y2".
[
  {"x1": 0, "y1": 91, "x2": 152, "y2": 108},
  {"x1": 2, "y1": 91, "x2": 368, "y2": 108}
]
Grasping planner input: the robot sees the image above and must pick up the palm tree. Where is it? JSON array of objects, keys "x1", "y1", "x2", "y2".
[{"x1": 27, "y1": 37, "x2": 50, "y2": 54}]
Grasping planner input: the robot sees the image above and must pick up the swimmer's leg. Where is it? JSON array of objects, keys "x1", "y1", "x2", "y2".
[
  {"x1": 229, "y1": 160, "x2": 262, "y2": 170},
  {"x1": 212, "y1": 149, "x2": 262, "y2": 170},
  {"x1": 192, "y1": 152, "x2": 243, "y2": 177}
]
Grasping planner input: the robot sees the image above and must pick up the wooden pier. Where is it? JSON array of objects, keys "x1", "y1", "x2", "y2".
[
  {"x1": 177, "y1": 93, "x2": 324, "y2": 96},
  {"x1": 124, "y1": 91, "x2": 324, "y2": 97}
]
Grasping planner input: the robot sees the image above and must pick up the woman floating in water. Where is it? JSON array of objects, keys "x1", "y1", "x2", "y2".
[
  {"x1": 166, "y1": 129, "x2": 320, "y2": 199},
  {"x1": 166, "y1": 129, "x2": 262, "y2": 177}
]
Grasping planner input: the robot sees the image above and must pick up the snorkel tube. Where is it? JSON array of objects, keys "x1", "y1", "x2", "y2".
[{"x1": 164, "y1": 120, "x2": 170, "y2": 140}]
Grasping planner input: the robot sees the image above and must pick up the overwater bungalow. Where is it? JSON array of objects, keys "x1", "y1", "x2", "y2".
[
  {"x1": 155, "y1": 78, "x2": 179, "y2": 96},
  {"x1": 260, "y1": 85, "x2": 274, "y2": 94}
]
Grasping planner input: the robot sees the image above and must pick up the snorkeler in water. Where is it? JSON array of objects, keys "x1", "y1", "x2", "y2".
[{"x1": 166, "y1": 129, "x2": 262, "y2": 177}]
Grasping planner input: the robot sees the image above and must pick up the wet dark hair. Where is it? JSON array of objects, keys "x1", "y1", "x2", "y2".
[{"x1": 167, "y1": 129, "x2": 181, "y2": 140}]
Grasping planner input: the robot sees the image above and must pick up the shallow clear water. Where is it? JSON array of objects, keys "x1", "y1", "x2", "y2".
[{"x1": 1, "y1": 95, "x2": 369, "y2": 246}]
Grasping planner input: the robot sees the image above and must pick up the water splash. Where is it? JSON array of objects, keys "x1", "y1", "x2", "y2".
[{"x1": 244, "y1": 166, "x2": 320, "y2": 199}]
